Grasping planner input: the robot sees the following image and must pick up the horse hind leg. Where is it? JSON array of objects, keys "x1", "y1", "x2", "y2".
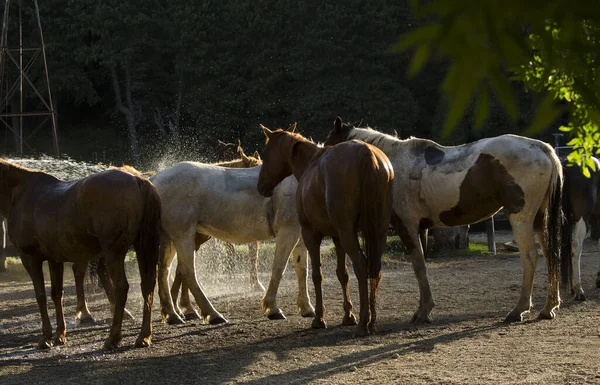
[
  {"x1": 332, "y1": 236, "x2": 357, "y2": 326},
  {"x1": 72, "y1": 261, "x2": 95, "y2": 324},
  {"x1": 95, "y1": 256, "x2": 135, "y2": 321},
  {"x1": 249, "y1": 241, "x2": 266, "y2": 292},
  {"x1": 157, "y1": 231, "x2": 184, "y2": 325},
  {"x1": 102, "y1": 248, "x2": 130, "y2": 350},
  {"x1": 571, "y1": 218, "x2": 587, "y2": 300},
  {"x1": 337, "y1": 230, "x2": 371, "y2": 337},
  {"x1": 176, "y1": 233, "x2": 212, "y2": 321},
  {"x1": 505, "y1": 219, "x2": 539, "y2": 322},
  {"x1": 596, "y1": 237, "x2": 600, "y2": 288},
  {"x1": 301, "y1": 228, "x2": 326, "y2": 329},
  {"x1": 48, "y1": 260, "x2": 67, "y2": 345},
  {"x1": 174, "y1": 233, "x2": 227, "y2": 325},
  {"x1": 133, "y1": 241, "x2": 158, "y2": 348}
]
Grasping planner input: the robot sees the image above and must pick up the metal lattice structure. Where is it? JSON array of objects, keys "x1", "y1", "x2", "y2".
[{"x1": 0, "y1": 0, "x2": 58, "y2": 155}]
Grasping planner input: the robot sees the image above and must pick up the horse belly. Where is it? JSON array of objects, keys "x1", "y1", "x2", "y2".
[{"x1": 196, "y1": 221, "x2": 271, "y2": 243}]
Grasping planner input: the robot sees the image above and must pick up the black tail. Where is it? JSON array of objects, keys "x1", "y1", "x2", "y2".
[{"x1": 559, "y1": 167, "x2": 573, "y2": 287}]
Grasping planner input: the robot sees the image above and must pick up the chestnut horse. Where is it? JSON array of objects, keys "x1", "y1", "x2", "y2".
[
  {"x1": 0, "y1": 159, "x2": 160, "y2": 350},
  {"x1": 563, "y1": 156, "x2": 600, "y2": 300},
  {"x1": 324, "y1": 118, "x2": 569, "y2": 323},
  {"x1": 257, "y1": 124, "x2": 394, "y2": 336}
]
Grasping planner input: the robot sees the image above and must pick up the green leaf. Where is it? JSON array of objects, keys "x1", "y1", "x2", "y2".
[
  {"x1": 524, "y1": 92, "x2": 562, "y2": 135},
  {"x1": 407, "y1": 45, "x2": 431, "y2": 77},
  {"x1": 583, "y1": 165, "x2": 591, "y2": 178},
  {"x1": 474, "y1": 86, "x2": 490, "y2": 129},
  {"x1": 586, "y1": 156, "x2": 597, "y2": 171},
  {"x1": 489, "y1": 70, "x2": 518, "y2": 123},
  {"x1": 390, "y1": 24, "x2": 442, "y2": 53},
  {"x1": 559, "y1": 125, "x2": 574, "y2": 132}
]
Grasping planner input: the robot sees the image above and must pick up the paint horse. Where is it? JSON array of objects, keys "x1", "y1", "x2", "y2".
[
  {"x1": 257, "y1": 124, "x2": 394, "y2": 336},
  {"x1": 0, "y1": 159, "x2": 160, "y2": 350},
  {"x1": 152, "y1": 154, "x2": 315, "y2": 325},
  {"x1": 563, "y1": 156, "x2": 600, "y2": 300},
  {"x1": 325, "y1": 118, "x2": 569, "y2": 323}
]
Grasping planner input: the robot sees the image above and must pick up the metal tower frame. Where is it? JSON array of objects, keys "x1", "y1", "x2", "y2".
[{"x1": 0, "y1": 0, "x2": 58, "y2": 156}]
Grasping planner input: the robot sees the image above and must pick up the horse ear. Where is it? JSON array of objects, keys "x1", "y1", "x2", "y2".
[
  {"x1": 286, "y1": 122, "x2": 297, "y2": 133},
  {"x1": 252, "y1": 151, "x2": 261, "y2": 160},
  {"x1": 260, "y1": 124, "x2": 273, "y2": 139},
  {"x1": 236, "y1": 139, "x2": 245, "y2": 157},
  {"x1": 334, "y1": 117, "x2": 342, "y2": 133}
]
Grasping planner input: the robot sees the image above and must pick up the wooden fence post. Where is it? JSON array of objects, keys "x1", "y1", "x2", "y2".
[{"x1": 486, "y1": 216, "x2": 496, "y2": 255}]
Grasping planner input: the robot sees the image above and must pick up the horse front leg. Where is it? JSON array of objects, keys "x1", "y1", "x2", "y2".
[
  {"x1": 301, "y1": 227, "x2": 325, "y2": 329},
  {"x1": 596, "y1": 238, "x2": 600, "y2": 288},
  {"x1": 291, "y1": 241, "x2": 315, "y2": 317},
  {"x1": 21, "y1": 254, "x2": 53, "y2": 349},
  {"x1": 48, "y1": 260, "x2": 66, "y2": 345},
  {"x1": 262, "y1": 227, "x2": 299, "y2": 320},
  {"x1": 392, "y1": 213, "x2": 434, "y2": 323},
  {"x1": 72, "y1": 261, "x2": 95, "y2": 323},
  {"x1": 332, "y1": 236, "x2": 356, "y2": 326},
  {"x1": 571, "y1": 218, "x2": 587, "y2": 300}
]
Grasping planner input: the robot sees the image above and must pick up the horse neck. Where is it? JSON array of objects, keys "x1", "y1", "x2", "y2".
[
  {"x1": 286, "y1": 139, "x2": 320, "y2": 180},
  {"x1": 0, "y1": 162, "x2": 35, "y2": 217}
]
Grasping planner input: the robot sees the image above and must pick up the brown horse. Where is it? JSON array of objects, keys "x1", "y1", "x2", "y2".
[
  {"x1": 257, "y1": 124, "x2": 394, "y2": 336},
  {"x1": 0, "y1": 159, "x2": 161, "y2": 350}
]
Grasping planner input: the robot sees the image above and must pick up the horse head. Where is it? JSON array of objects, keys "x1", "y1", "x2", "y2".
[
  {"x1": 324, "y1": 116, "x2": 354, "y2": 146},
  {"x1": 256, "y1": 123, "x2": 296, "y2": 197}
]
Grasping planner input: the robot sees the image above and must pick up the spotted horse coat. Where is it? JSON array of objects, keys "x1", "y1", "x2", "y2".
[{"x1": 324, "y1": 118, "x2": 570, "y2": 324}]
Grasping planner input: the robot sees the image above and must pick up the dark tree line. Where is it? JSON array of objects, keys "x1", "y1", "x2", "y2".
[{"x1": 1, "y1": 0, "x2": 552, "y2": 167}]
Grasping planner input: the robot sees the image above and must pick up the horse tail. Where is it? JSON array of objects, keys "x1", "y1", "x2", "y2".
[
  {"x1": 135, "y1": 177, "x2": 162, "y2": 288},
  {"x1": 560, "y1": 165, "x2": 573, "y2": 287},
  {"x1": 359, "y1": 146, "x2": 394, "y2": 280},
  {"x1": 542, "y1": 146, "x2": 570, "y2": 289}
]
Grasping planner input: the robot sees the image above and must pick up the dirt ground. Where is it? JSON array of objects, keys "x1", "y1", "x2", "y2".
[{"x1": 1, "y1": 236, "x2": 600, "y2": 385}]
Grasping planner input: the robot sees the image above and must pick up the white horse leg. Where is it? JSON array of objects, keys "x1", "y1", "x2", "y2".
[
  {"x1": 571, "y1": 218, "x2": 587, "y2": 300},
  {"x1": 248, "y1": 242, "x2": 265, "y2": 292},
  {"x1": 157, "y1": 233, "x2": 184, "y2": 325},
  {"x1": 262, "y1": 227, "x2": 300, "y2": 320},
  {"x1": 291, "y1": 240, "x2": 315, "y2": 317},
  {"x1": 173, "y1": 234, "x2": 227, "y2": 324},
  {"x1": 505, "y1": 220, "x2": 538, "y2": 322}
]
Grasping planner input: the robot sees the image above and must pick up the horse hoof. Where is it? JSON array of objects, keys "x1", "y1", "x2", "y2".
[
  {"x1": 353, "y1": 325, "x2": 369, "y2": 337},
  {"x1": 410, "y1": 312, "x2": 432, "y2": 324},
  {"x1": 135, "y1": 336, "x2": 152, "y2": 348},
  {"x1": 537, "y1": 310, "x2": 555, "y2": 320},
  {"x1": 574, "y1": 292, "x2": 587, "y2": 301},
  {"x1": 268, "y1": 312, "x2": 287, "y2": 320},
  {"x1": 504, "y1": 312, "x2": 524, "y2": 323},
  {"x1": 184, "y1": 311, "x2": 201, "y2": 321},
  {"x1": 166, "y1": 314, "x2": 186, "y2": 325},
  {"x1": 77, "y1": 314, "x2": 96, "y2": 325},
  {"x1": 103, "y1": 336, "x2": 122, "y2": 351},
  {"x1": 311, "y1": 318, "x2": 327, "y2": 329},
  {"x1": 54, "y1": 335, "x2": 66, "y2": 346},
  {"x1": 301, "y1": 310, "x2": 316, "y2": 318},
  {"x1": 208, "y1": 315, "x2": 228, "y2": 325},
  {"x1": 368, "y1": 322, "x2": 377, "y2": 334},
  {"x1": 37, "y1": 339, "x2": 53, "y2": 350},
  {"x1": 342, "y1": 314, "x2": 358, "y2": 326}
]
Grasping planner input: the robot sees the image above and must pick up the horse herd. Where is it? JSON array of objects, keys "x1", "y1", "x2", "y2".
[{"x1": 0, "y1": 117, "x2": 598, "y2": 351}]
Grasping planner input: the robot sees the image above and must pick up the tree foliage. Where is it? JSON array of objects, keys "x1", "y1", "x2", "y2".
[{"x1": 395, "y1": 0, "x2": 600, "y2": 173}]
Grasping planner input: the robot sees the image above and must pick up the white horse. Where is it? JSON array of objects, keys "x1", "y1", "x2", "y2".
[
  {"x1": 152, "y1": 162, "x2": 315, "y2": 324},
  {"x1": 324, "y1": 118, "x2": 569, "y2": 323}
]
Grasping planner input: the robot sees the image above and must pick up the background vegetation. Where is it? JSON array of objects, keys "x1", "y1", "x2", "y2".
[{"x1": 1, "y1": 0, "x2": 565, "y2": 168}]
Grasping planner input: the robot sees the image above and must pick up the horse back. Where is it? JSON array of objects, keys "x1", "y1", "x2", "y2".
[{"x1": 10, "y1": 169, "x2": 151, "y2": 261}]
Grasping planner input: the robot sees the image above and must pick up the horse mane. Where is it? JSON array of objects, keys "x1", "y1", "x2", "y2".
[
  {"x1": 110, "y1": 165, "x2": 156, "y2": 178},
  {"x1": 213, "y1": 156, "x2": 262, "y2": 168},
  {"x1": 345, "y1": 125, "x2": 404, "y2": 153}
]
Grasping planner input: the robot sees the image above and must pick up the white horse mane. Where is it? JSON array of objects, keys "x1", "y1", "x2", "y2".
[{"x1": 347, "y1": 125, "x2": 408, "y2": 153}]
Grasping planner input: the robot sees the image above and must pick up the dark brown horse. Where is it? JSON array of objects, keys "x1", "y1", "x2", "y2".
[
  {"x1": 0, "y1": 159, "x2": 161, "y2": 350},
  {"x1": 257, "y1": 124, "x2": 394, "y2": 336}
]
